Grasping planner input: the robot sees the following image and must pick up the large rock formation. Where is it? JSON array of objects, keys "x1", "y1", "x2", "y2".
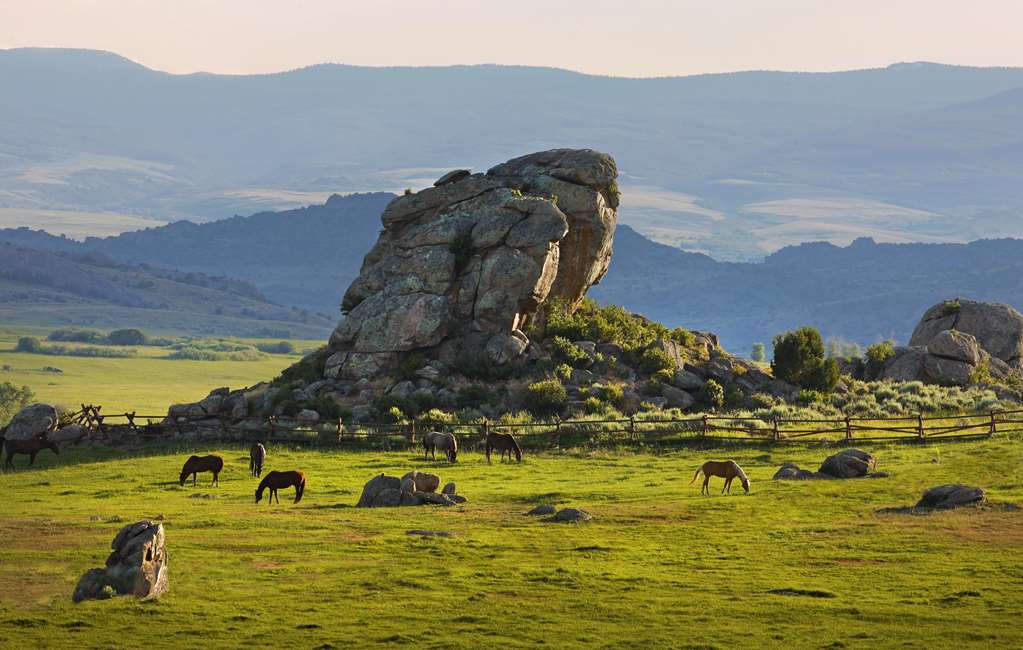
[
  {"x1": 882, "y1": 299, "x2": 1023, "y2": 387},
  {"x1": 324, "y1": 149, "x2": 619, "y2": 379},
  {"x1": 910, "y1": 299, "x2": 1023, "y2": 369},
  {"x1": 4, "y1": 403, "x2": 59, "y2": 441},
  {"x1": 73, "y1": 520, "x2": 169, "y2": 602}
]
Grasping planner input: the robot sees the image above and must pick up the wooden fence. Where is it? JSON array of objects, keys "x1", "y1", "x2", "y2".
[{"x1": 61, "y1": 404, "x2": 1023, "y2": 450}]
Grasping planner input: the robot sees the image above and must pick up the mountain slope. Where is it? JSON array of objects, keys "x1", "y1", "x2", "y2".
[{"x1": 3, "y1": 49, "x2": 1023, "y2": 257}]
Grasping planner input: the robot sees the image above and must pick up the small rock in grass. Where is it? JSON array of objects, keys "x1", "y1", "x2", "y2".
[
  {"x1": 442, "y1": 482, "x2": 457, "y2": 495},
  {"x1": 916, "y1": 484, "x2": 986, "y2": 509},
  {"x1": 526, "y1": 504, "x2": 557, "y2": 516},
  {"x1": 546, "y1": 508, "x2": 592, "y2": 523}
]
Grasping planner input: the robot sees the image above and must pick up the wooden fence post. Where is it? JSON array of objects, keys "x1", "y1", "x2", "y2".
[
  {"x1": 629, "y1": 416, "x2": 635, "y2": 439},
  {"x1": 337, "y1": 418, "x2": 344, "y2": 445},
  {"x1": 268, "y1": 415, "x2": 276, "y2": 439},
  {"x1": 126, "y1": 411, "x2": 140, "y2": 435},
  {"x1": 554, "y1": 418, "x2": 562, "y2": 449},
  {"x1": 91, "y1": 406, "x2": 106, "y2": 434},
  {"x1": 701, "y1": 414, "x2": 708, "y2": 438},
  {"x1": 989, "y1": 411, "x2": 996, "y2": 437},
  {"x1": 917, "y1": 414, "x2": 925, "y2": 440},
  {"x1": 409, "y1": 418, "x2": 417, "y2": 446},
  {"x1": 845, "y1": 416, "x2": 852, "y2": 442},
  {"x1": 772, "y1": 417, "x2": 780, "y2": 442}
]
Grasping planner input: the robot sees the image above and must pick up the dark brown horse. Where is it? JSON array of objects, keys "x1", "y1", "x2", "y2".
[
  {"x1": 4, "y1": 436, "x2": 59, "y2": 468},
  {"x1": 249, "y1": 442, "x2": 266, "y2": 477},
  {"x1": 179, "y1": 454, "x2": 224, "y2": 486},
  {"x1": 256, "y1": 470, "x2": 306, "y2": 504},
  {"x1": 486, "y1": 432, "x2": 522, "y2": 463}
]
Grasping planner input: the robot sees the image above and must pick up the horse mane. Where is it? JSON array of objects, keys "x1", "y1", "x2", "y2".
[{"x1": 731, "y1": 461, "x2": 749, "y2": 483}]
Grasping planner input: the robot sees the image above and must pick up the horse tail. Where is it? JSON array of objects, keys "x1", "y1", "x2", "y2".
[
  {"x1": 689, "y1": 466, "x2": 703, "y2": 484},
  {"x1": 510, "y1": 436, "x2": 522, "y2": 461}
]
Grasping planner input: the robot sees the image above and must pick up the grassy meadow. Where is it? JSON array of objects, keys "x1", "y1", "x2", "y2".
[
  {"x1": 0, "y1": 437, "x2": 1021, "y2": 648},
  {"x1": 0, "y1": 326, "x2": 319, "y2": 415}
]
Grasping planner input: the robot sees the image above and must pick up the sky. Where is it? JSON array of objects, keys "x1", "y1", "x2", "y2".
[{"x1": 2, "y1": 0, "x2": 1022, "y2": 77}]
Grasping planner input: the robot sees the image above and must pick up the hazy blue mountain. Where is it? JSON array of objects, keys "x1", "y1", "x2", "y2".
[
  {"x1": 2, "y1": 48, "x2": 1023, "y2": 258},
  {"x1": 6, "y1": 193, "x2": 1023, "y2": 354}
]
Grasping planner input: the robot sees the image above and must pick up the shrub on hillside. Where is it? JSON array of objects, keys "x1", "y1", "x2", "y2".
[
  {"x1": 524, "y1": 379, "x2": 567, "y2": 417},
  {"x1": 751, "y1": 342, "x2": 766, "y2": 363},
  {"x1": 698, "y1": 379, "x2": 725, "y2": 410},
  {"x1": 456, "y1": 384, "x2": 494, "y2": 410},
  {"x1": 551, "y1": 336, "x2": 590, "y2": 367},
  {"x1": 864, "y1": 340, "x2": 896, "y2": 379},
  {"x1": 771, "y1": 326, "x2": 838, "y2": 391},
  {"x1": 639, "y1": 347, "x2": 676, "y2": 374},
  {"x1": 274, "y1": 347, "x2": 330, "y2": 385}
]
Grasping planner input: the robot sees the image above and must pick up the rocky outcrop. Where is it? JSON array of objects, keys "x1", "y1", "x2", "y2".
[
  {"x1": 910, "y1": 299, "x2": 1023, "y2": 368},
  {"x1": 882, "y1": 328, "x2": 1015, "y2": 387},
  {"x1": 73, "y1": 520, "x2": 168, "y2": 603},
  {"x1": 325, "y1": 149, "x2": 618, "y2": 379},
  {"x1": 356, "y1": 472, "x2": 466, "y2": 508}
]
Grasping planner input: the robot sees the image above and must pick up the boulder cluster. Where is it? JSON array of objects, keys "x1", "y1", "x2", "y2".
[
  {"x1": 3, "y1": 403, "x2": 88, "y2": 445},
  {"x1": 880, "y1": 299, "x2": 1023, "y2": 391},
  {"x1": 355, "y1": 471, "x2": 464, "y2": 507},
  {"x1": 73, "y1": 520, "x2": 169, "y2": 602}
]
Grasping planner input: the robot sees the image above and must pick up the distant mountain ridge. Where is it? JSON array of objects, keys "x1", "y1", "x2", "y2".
[
  {"x1": 2, "y1": 48, "x2": 1023, "y2": 258},
  {"x1": 6, "y1": 193, "x2": 1023, "y2": 354}
]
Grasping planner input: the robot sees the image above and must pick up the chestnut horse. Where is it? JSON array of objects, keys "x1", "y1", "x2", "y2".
[
  {"x1": 256, "y1": 470, "x2": 306, "y2": 504},
  {"x1": 485, "y1": 432, "x2": 522, "y2": 463},
  {"x1": 690, "y1": 460, "x2": 750, "y2": 495},
  {"x1": 249, "y1": 442, "x2": 266, "y2": 477},
  {"x1": 179, "y1": 454, "x2": 224, "y2": 486},
  {"x1": 423, "y1": 431, "x2": 458, "y2": 462},
  {"x1": 4, "y1": 436, "x2": 59, "y2": 468}
]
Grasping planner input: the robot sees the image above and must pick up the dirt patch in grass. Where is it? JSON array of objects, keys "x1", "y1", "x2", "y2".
[{"x1": 767, "y1": 588, "x2": 837, "y2": 598}]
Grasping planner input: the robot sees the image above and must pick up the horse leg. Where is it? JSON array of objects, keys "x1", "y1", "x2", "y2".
[
  {"x1": 29, "y1": 451, "x2": 37, "y2": 466},
  {"x1": 723, "y1": 477, "x2": 730, "y2": 494},
  {"x1": 486, "y1": 444, "x2": 491, "y2": 464},
  {"x1": 702, "y1": 476, "x2": 710, "y2": 495}
]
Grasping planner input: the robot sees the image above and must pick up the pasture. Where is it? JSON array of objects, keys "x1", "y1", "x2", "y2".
[
  {"x1": 0, "y1": 327, "x2": 317, "y2": 415},
  {"x1": 0, "y1": 438, "x2": 1021, "y2": 648}
]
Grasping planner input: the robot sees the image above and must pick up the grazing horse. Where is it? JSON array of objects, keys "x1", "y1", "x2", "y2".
[
  {"x1": 179, "y1": 454, "x2": 224, "y2": 487},
  {"x1": 423, "y1": 431, "x2": 458, "y2": 462},
  {"x1": 256, "y1": 470, "x2": 306, "y2": 504},
  {"x1": 485, "y1": 432, "x2": 522, "y2": 463},
  {"x1": 690, "y1": 460, "x2": 750, "y2": 495},
  {"x1": 249, "y1": 442, "x2": 266, "y2": 477},
  {"x1": 4, "y1": 437, "x2": 59, "y2": 468}
]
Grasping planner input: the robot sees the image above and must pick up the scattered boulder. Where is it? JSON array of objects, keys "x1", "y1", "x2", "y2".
[
  {"x1": 661, "y1": 384, "x2": 694, "y2": 409},
  {"x1": 49, "y1": 423, "x2": 88, "y2": 444},
  {"x1": 772, "y1": 463, "x2": 818, "y2": 481},
  {"x1": 4, "y1": 403, "x2": 59, "y2": 441},
  {"x1": 406, "y1": 530, "x2": 454, "y2": 537},
  {"x1": 526, "y1": 504, "x2": 557, "y2": 516},
  {"x1": 295, "y1": 409, "x2": 320, "y2": 423},
  {"x1": 916, "y1": 484, "x2": 987, "y2": 510},
  {"x1": 72, "y1": 520, "x2": 168, "y2": 603},
  {"x1": 818, "y1": 449, "x2": 876, "y2": 479},
  {"x1": 356, "y1": 474, "x2": 402, "y2": 508},
  {"x1": 546, "y1": 507, "x2": 592, "y2": 523},
  {"x1": 442, "y1": 482, "x2": 457, "y2": 495}
]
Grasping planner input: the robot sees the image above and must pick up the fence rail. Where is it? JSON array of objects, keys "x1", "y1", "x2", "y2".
[{"x1": 55, "y1": 404, "x2": 1023, "y2": 449}]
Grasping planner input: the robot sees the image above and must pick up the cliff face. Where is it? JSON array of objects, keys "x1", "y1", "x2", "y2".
[{"x1": 325, "y1": 149, "x2": 619, "y2": 380}]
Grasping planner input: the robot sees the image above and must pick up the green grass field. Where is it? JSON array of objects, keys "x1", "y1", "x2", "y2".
[
  {"x1": 0, "y1": 327, "x2": 318, "y2": 415},
  {"x1": 1, "y1": 437, "x2": 1021, "y2": 648}
]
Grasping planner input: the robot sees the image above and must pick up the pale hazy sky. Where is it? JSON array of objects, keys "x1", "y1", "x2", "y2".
[{"x1": 2, "y1": 0, "x2": 1022, "y2": 77}]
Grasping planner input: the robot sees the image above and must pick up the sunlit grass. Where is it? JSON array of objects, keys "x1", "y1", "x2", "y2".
[{"x1": 0, "y1": 437, "x2": 1020, "y2": 648}]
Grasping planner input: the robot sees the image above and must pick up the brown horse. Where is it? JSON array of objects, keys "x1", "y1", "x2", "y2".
[
  {"x1": 179, "y1": 454, "x2": 224, "y2": 486},
  {"x1": 256, "y1": 470, "x2": 306, "y2": 504},
  {"x1": 249, "y1": 442, "x2": 266, "y2": 477},
  {"x1": 4, "y1": 437, "x2": 59, "y2": 468},
  {"x1": 690, "y1": 460, "x2": 750, "y2": 495},
  {"x1": 423, "y1": 431, "x2": 458, "y2": 462},
  {"x1": 485, "y1": 432, "x2": 522, "y2": 463}
]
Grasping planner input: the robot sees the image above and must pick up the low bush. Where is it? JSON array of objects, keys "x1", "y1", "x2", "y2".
[
  {"x1": 274, "y1": 347, "x2": 329, "y2": 385},
  {"x1": 551, "y1": 336, "x2": 590, "y2": 368},
  {"x1": 47, "y1": 328, "x2": 105, "y2": 344},
  {"x1": 698, "y1": 379, "x2": 725, "y2": 410},
  {"x1": 0, "y1": 382, "x2": 34, "y2": 426},
  {"x1": 107, "y1": 328, "x2": 148, "y2": 346},
  {"x1": 256, "y1": 341, "x2": 297, "y2": 355},
  {"x1": 524, "y1": 379, "x2": 567, "y2": 417},
  {"x1": 14, "y1": 336, "x2": 43, "y2": 353},
  {"x1": 640, "y1": 348, "x2": 676, "y2": 374}
]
